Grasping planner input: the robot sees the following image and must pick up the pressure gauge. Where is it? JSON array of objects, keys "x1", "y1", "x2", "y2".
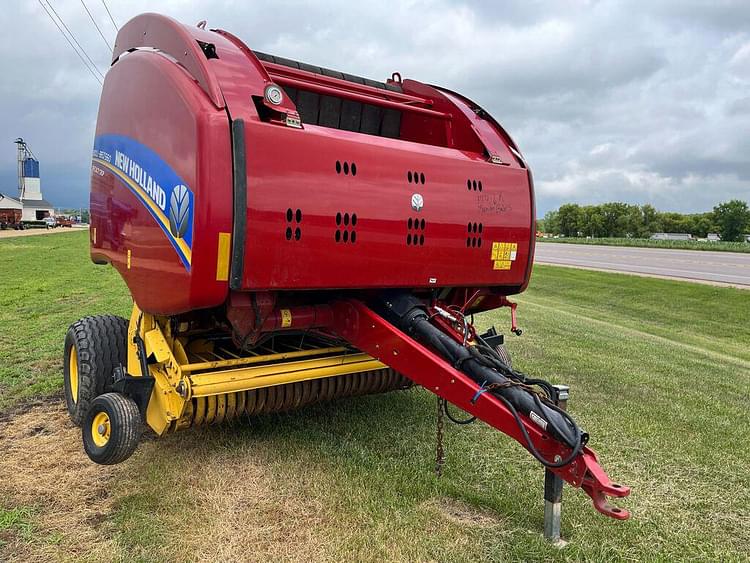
[{"x1": 264, "y1": 84, "x2": 284, "y2": 105}]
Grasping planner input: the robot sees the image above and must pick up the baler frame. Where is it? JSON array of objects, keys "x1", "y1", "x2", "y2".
[{"x1": 97, "y1": 298, "x2": 629, "y2": 521}]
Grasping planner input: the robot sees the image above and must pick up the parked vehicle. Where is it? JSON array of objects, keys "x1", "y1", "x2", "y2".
[{"x1": 0, "y1": 209, "x2": 23, "y2": 230}]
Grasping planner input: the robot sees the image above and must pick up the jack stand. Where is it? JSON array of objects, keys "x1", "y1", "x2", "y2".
[{"x1": 544, "y1": 384, "x2": 569, "y2": 545}]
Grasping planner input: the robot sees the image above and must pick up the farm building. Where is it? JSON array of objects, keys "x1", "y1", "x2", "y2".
[{"x1": 650, "y1": 232, "x2": 693, "y2": 241}]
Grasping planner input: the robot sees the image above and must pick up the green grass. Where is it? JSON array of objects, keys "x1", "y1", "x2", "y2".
[
  {"x1": 0, "y1": 231, "x2": 131, "y2": 408},
  {"x1": 1, "y1": 231, "x2": 749, "y2": 561},
  {"x1": 0, "y1": 507, "x2": 35, "y2": 544},
  {"x1": 539, "y1": 236, "x2": 750, "y2": 253}
]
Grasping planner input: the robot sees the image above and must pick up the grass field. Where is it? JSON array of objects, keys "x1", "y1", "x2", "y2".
[
  {"x1": 539, "y1": 236, "x2": 750, "y2": 253},
  {"x1": 1, "y1": 231, "x2": 749, "y2": 561}
]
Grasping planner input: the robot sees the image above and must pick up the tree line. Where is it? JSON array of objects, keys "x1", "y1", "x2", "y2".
[{"x1": 539, "y1": 200, "x2": 750, "y2": 242}]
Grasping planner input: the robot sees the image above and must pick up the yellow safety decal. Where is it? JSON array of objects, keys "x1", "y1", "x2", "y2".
[
  {"x1": 92, "y1": 227, "x2": 97, "y2": 244},
  {"x1": 281, "y1": 309, "x2": 292, "y2": 328},
  {"x1": 490, "y1": 242, "x2": 518, "y2": 270},
  {"x1": 127, "y1": 249, "x2": 132, "y2": 270},
  {"x1": 216, "y1": 232, "x2": 231, "y2": 281}
]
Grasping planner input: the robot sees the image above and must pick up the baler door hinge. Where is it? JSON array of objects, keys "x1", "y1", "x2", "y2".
[
  {"x1": 285, "y1": 112, "x2": 302, "y2": 128},
  {"x1": 488, "y1": 154, "x2": 511, "y2": 166}
]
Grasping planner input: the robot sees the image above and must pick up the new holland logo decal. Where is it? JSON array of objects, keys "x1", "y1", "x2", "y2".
[
  {"x1": 169, "y1": 184, "x2": 191, "y2": 239},
  {"x1": 92, "y1": 134, "x2": 194, "y2": 271}
]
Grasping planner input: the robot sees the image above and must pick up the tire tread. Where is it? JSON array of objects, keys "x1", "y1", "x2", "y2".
[
  {"x1": 64, "y1": 315, "x2": 128, "y2": 425},
  {"x1": 83, "y1": 393, "x2": 141, "y2": 465}
]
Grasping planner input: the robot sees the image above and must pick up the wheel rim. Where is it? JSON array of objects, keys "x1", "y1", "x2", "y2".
[
  {"x1": 91, "y1": 411, "x2": 111, "y2": 447},
  {"x1": 69, "y1": 347, "x2": 79, "y2": 404}
]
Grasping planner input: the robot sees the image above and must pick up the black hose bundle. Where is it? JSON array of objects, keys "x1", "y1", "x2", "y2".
[{"x1": 376, "y1": 292, "x2": 587, "y2": 467}]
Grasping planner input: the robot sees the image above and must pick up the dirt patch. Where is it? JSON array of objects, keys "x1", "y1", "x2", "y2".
[
  {"x1": 126, "y1": 435, "x2": 333, "y2": 562},
  {"x1": 424, "y1": 497, "x2": 504, "y2": 529},
  {"x1": 0, "y1": 402, "x2": 121, "y2": 562},
  {"x1": 0, "y1": 402, "x2": 340, "y2": 562}
]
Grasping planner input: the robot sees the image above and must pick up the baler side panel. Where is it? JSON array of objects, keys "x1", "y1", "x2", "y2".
[
  {"x1": 238, "y1": 122, "x2": 532, "y2": 290},
  {"x1": 90, "y1": 51, "x2": 233, "y2": 315}
]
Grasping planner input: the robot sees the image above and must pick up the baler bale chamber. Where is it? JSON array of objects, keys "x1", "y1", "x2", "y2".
[{"x1": 64, "y1": 13, "x2": 629, "y2": 520}]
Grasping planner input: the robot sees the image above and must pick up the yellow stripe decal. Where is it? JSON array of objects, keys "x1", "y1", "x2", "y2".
[{"x1": 216, "y1": 232, "x2": 231, "y2": 281}]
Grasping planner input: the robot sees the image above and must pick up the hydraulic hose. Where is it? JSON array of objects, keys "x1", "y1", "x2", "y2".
[{"x1": 376, "y1": 292, "x2": 587, "y2": 458}]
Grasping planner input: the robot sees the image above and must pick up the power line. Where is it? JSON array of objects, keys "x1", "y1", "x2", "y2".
[
  {"x1": 43, "y1": 0, "x2": 105, "y2": 80},
  {"x1": 79, "y1": 0, "x2": 112, "y2": 52},
  {"x1": 37, "y1": 0, "x2": 103, "y2": 85},
  {"x1": 100, "y1": 0, "x2": 117, "y2": 32}
]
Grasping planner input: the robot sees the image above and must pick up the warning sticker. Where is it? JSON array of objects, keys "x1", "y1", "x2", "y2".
[
  {"x1": 490, "y1": 242, "x2": 518, "y2": 270},
  {"x1": 530, "y1": 410, "x2": 548, "y2": 430}
]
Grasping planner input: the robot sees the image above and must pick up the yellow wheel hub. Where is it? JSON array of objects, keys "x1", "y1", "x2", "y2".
[
  {"x1": 69, "y1": 347, "x2": 79, "y2": 404},
  {"x1": 91, "y1": 411, "x2": 111, "y2": 447}
]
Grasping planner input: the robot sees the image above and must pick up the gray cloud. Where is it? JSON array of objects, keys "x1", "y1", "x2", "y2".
[{"x1": 1, "y1": 0, "x2": 748, "y2": 214}]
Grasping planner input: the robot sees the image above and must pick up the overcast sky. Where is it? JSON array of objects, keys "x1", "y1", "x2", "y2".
[{"x1": 1, "y1": 0, "x2": 748, "y2": 214}]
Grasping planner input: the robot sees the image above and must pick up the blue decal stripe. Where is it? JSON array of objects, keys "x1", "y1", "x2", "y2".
[{"x1": 94, "y1": 157, "x2": 192, "y2": 270}]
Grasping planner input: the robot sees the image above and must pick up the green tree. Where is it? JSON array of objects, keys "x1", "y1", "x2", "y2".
[
  {"x1": 600, "y1": 202, "x2": 632, "y2": 237},
  {"x1": 712, "y1": 200, "x2": 750, "y2": 242},
  {"x1": 622, "y1": 204, "x2": 648, "y2": 238},
  {"x1": 580, "y1": 205, "x2": 606, "y2": 237},
  {"x1": 640, "y1": 204, "x2": 662, "y2": 237},
  {"x1": 541, "y1": 210, "x2": 559, "y2": 234},
  {"x1": 687, "y1": 213, "x2": 714, "y2": 238},
  {"x1": 659, "y1": 212, "x2": 692, "y2": 234},
  {"x1": 557, "y1": 204, "x2": 583, "y2": 237}
]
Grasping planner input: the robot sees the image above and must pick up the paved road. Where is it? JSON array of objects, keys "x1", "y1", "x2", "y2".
[{"x1": 535, "y1": 242, "x2": 750, "y2": 287}]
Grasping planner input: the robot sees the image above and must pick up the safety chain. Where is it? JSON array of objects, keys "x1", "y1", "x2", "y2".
[
  {"x1": 436, "y1": 396, "x2": 445, "y2": 476},
  {"x1": 480, "y1": 379, "x2": 552, "y2": 404}
]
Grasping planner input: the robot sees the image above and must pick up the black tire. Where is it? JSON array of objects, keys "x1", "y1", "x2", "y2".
[
  {"x1": 495, "y1": 343, "x2": 513, "y2": 369},
  {"x1": 83, "y1": 393, "x2": 141, "y2": 465},
  {"x1": 63, "y1": 315, "x2": 129, "y2": 426}
]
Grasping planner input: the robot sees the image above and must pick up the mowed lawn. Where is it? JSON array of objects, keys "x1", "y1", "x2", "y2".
[{"x1": 1, "y1": 231, "x2": 749, "y2": 561}]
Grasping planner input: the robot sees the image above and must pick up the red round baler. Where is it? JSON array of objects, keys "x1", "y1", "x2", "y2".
[{"x1": 64, "y1": 13, "x2": 628, "y2": 523}]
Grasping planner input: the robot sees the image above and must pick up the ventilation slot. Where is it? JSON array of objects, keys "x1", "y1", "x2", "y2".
[
  {"x1": 406, "y1": 216, "x2": 426, "y2": 246},
  {"x1": 467, "y1": 179, "x2": 483, "y2": 192},
  {"x1": 407, "y1": 170, "x2": 426, "y2": 185},
  {"x1": 285, "y1": 208, "x2": 302, "y2": 241},
  {"x1": 335, "y1": 212, "x2": 358, "y2": 243},
  {"x1": 466, "y1": 222, "x2": 483, "y2": 248},
  {"x1": 335, "y1": 161, "x2": 357, "y2": 176}
]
